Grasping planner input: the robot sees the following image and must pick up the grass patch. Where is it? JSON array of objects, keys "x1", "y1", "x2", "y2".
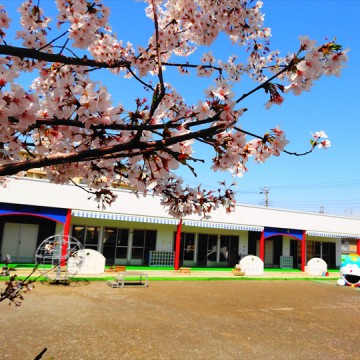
[
  {"x1": 2, "y1": 264, "x2": 340, "y2": 272},
  {"x1": 1, "y1": 274, "x2": 340, "y2": 283},
  {"x1": 264, "y1": 268, "x2": 301, "y2": 272}
]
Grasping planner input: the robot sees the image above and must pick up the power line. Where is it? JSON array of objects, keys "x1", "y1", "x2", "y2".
[
  {"x1": 269, "y1": 179, "x2": 360, "y2": 191},
  {"x1": 239, "y1": 179, "x2": 360, "y2": 193},
  {"x1": 260, "y1": 187, "x2": 270, "y2": 207}
]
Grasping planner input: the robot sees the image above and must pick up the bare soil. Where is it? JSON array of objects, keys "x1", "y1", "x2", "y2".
[{"x1": 1, "y1": 279, "x2": 360, "y2": 360}]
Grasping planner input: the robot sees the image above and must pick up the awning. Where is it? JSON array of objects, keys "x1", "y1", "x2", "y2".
[
  {"x1": 71, "y1": 210, "x2": 263, "y2": 231},
  {"x1": 306, "y1": 231, "x2": 360, "y2": 239},
  {"x1": 72, "y1": 210, "x2": 179, "y2": 225},
  {"x1": 183, "y1": 220, "x2": 263, "y2": 232}
]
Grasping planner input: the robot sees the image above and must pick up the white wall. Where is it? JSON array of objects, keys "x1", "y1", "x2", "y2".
[
  {"x1": 155, "y1": 226, "x2": 174, "y2": 251},
  {"x1": 2, "y1": 177, "x2": 360, "y2": 238},
  {"x1": 282, "y1": 236, "x2": 291, "y2": 257}
]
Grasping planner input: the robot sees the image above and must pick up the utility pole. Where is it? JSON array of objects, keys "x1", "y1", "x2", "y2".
[{"x1": 260, "y1": 187, "x2": 270, "y2": 207}]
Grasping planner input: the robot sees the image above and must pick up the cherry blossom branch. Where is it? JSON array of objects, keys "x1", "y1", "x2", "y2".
[
  {"x1": 38, "y1": 30, "x2": 68, "y2": 51},
  {"x1": 234, "y1": 127, "x2": 263, "y2": 140},
  {"x1": 127, "y1": 67, "x2": 155, "y2": 91},
  {"x1": 0, "y1": 44, "x2": 131, "y2": 69},
  {"x1": 21, "y1": 109, "x2": 221, "y2": 134},
  {"x1": 0, "y1": 122, "x2": 228, "y2": 177},
  {"x1": 0, "y1": 253, "x2": 58, "y2": 306},
  {"x1": 235, "y1": 60, "x2": 292, "y2": 104},
  {"x1": 162, "y1": 61, "x2": 223, "y2": 74},
  {"x1": 283, "y1": 149, "x2": 314, "y2": 156}
]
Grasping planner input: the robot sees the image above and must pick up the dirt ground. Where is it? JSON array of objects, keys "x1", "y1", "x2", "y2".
[{"x1": 1, "y1": 279, "x2": 360, "y2": 360}]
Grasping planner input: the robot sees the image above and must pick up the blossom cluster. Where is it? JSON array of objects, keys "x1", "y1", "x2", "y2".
[
  {"x1": 0, "y1": 5, "x2": 10, "y2": 42},
  {"x1": 16, "y1": 1, "x2": 51, "y2": 49},
  {"x1": 282, "y1": 36, "x2": 349, "y2": 97},
  {"x1": 56, "y1": 0, "x2": 110, "y2": 49}
]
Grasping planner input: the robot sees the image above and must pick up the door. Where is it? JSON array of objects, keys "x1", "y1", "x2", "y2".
[
  {"x1": 131, "y1": 230, "x2": 156, "y2": 265},
  {"x1": 265, "y1": 239, "x2": 274, "y2": 266},
  {"x1": 273, "y1": 236, "x2": 283, "y2": 267},
  {"x1": 1, "y1": 223, "x2": 39, "y2": 262},
  {"x1": 180, "y1": 232, "x2": 196, "y2": 267},
  {"x1": 220, "y1": 235, "x2": 239, "y2": 267},
  {"x1": 322, "y1": 242, "x2": 336, "y2": 269},
  {"x1": 197, "y1": 234, "x2": 208, "y2": 267},
  {"x1": 290, "y1": 240, "x2": 298, "y2": 269}
]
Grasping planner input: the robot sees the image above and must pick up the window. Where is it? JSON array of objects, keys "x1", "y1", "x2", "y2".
[
  {"x1": 207, "y1": 234, "x2": 218, "y2": 262},
  {"x1": 223, "y1": 235, "x2": 239, "y2": 267},
  {"x1": 103, "y1": 228, "x2": 129, "y2": 264},
  {"x1": 220, "y1": 236, "x2": 230, "y2": 262},
  {"x1": 173, "y1": 232, "x2": 196, "y2": 263},
  {"x1": 86, "y1": 227, "x2": 99, "y2": 247},
  {"x1": 183, "y1": 233, "x2": 195, "y2": 261},
  {"x1": 132, "y1": 230, "x2": 156, "y2": 265},
  {"x1": 198, "y1": 233, "x2": 217, "y2": 266},
  {"x1": 198, "y1": 234, "x2": 238, "y2": 267},
  {"x1": 116, "y1": 229, "x2": 129, "y2": 258},
  {"x1": 71, "y1": 225, "x2": 99, "y2": 250},
  {"x1": 342, "y1": 240, "x2": 357, "y2": 255},
  {"x1": 72, "y1": 225, "x2": 86, "y2": 243}
]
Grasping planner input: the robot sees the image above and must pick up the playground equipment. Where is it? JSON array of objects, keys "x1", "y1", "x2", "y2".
[
  {"x1": 306, "y1": 258, "x2": 327, "y2": 276},
  {"x1": 239, "y1": 255, "x2": 264, "y2": 276},
  {"x1": 35, "y1": 233, "x2": 84, "y2": 282},
  {"x1": 337, "y1": 254, "x2": 360, "y2": 287}
]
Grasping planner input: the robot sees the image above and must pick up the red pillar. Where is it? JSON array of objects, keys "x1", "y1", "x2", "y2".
[
  {"x1": 357, "y1": 240, "x2": 360, "y2": 255},
  {"x1": 301, "y1": 230, "x2": 306, "y2": 272},
  {"x1": 61, "y1": 208, "x2": 72, "y2": 266},
  {"x1": 259, "y1": 231, "x2": 265, "y2": 262},
  {"x1": 174, "y1": 219, "x2": 182, "y2": 270}
]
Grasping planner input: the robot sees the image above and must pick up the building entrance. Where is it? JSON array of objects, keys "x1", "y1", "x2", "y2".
[{"x1": 1, "y1": 222, "x2": 39, "y2": 262}]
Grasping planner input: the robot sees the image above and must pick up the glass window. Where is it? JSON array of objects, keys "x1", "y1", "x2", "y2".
[
  {"x1": 116, "y1": 247, "x2": 128, "y2": 259},
  {"x1": 132, "y1": 230, "x2": 157, "y2": 264},
  {"x1": 115, "y1": 229, "x2": 129, "y2": 260},
  {"x1": 133, "y1": 230, "x2": 145, "y2": 247},
  {"x1": 197, "y1": 233, "x2": 208, "y2": 266},
  {"x1": 72, "y1": 225, "x2": 85, "y2": 244},
  {"x1": 183, "y1": 233, "x2": 195, "y2": 261},
  {"x1": 207, "y1": 235, "x2": 218, "y2": 261},
  {"x1": 102, "y1": 228, "x2": 129, "y2": 262},
  {"x1": 117, "y1": 229, "x2": 129, "y2": 247},
  {"x1": 145, "y1": 230, "x2": 157, "y2": 248},
  {"x1": 103, "y1": 228, "x2": 116, "y2": 245},
  {"x1": 102, "y1": 228, "x2": 117, "y2": 264},
  {"x1": 71, "y1": 225, "x2": 99, "y2": 249},
  {"x1": 86, "y1": 227, "x2": 99, "y2": 245},
  {"x1": 131, "y1": 247, "x2": 144, "y2": 260},
  {"x1": 220, "y1": 236, "x2": 229, "y2": 261}
]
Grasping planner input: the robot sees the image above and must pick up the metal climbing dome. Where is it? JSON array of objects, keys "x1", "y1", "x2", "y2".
[{"x1": 35, "y1": 233, "x2": 84, "y2": 282}]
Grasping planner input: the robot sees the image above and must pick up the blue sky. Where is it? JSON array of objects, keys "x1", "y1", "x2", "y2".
[{"x1": 2, "y1": 0, "x2": 360, "y2": 216}]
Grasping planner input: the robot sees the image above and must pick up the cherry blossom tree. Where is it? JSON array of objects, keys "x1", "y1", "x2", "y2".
[{"x1": 0, "y1": 0, "x2": 348, "y2": 218}]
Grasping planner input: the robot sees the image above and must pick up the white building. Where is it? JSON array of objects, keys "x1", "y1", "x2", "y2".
[{"x1": 1, "y1": 177, "x2": 360, "y2": 270}]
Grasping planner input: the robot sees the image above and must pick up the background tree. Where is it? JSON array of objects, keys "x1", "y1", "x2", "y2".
[{"x1": 0, "y1": 0, "x2": 347, "y2": 218}]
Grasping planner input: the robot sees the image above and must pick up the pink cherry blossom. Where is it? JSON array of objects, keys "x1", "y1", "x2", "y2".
[
  {"x1": 318, "y1": 139, "x2": 331, "y2": 149},
  {"x1": 313, "y1": 131, "x2": 328, "y2": 139}
]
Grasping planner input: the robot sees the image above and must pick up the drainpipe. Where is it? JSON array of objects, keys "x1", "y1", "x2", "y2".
[
  {"x1": 61, "y1": 208, "x2": 72, "y2": 266},
  {"x1": 301, "y1": 230, "x2": 306, "y2": 272},
  {"x1": 174, "y1": 219, "x2": 182, "y2": 270}
]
